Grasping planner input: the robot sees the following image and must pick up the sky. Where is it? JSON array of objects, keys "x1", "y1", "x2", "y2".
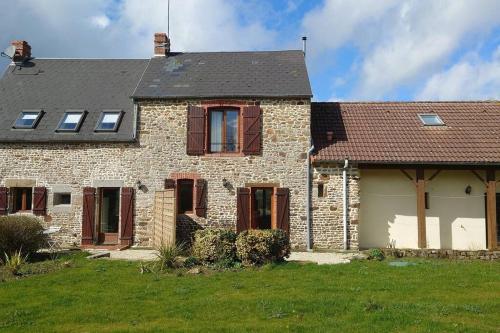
[{"x1": 0, "y1": 0, "x2": 499, "y2": 101}]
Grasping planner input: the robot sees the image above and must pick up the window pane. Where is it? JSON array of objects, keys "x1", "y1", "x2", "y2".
[
  {"x1": 15, "y1": 112, "x2": 39, "y2": 128},
  {"x1": 97, "y1": 113, "x2": 121, "y2": 131},
  {"x1": 59, "y1": 113, "x2": 83, "y2": 130},
  {"x1": 419, "y1": 114, "x2": 443, "y2": 126},
  {"x1": 226, "y1": 111, "x2": 238, "y2": 152},
  {"x1": 210, "y1": 111, "x2": 223, "y2": 152}
]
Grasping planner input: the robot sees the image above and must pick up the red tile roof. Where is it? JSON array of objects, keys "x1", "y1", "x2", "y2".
[{"x1": 311, "y1": 101, "x2": 500, "y2": 165}]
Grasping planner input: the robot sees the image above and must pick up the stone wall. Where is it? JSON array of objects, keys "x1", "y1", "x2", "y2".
[
  {"x1": 311, "y1": 163, "x2": 360, "y2": 250},
  {"x1": 380, "y1": 248, "x2": 500, "y2": 260},
  {"x1": 0, "y1": 98, "x2": 311, "y2": 248}
]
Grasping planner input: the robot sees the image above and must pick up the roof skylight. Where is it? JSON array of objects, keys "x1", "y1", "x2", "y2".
[
  {"x1": 56, "y1": 111, "x2": 86, "y2": 132},
  {"x1": 418, "y1": 114, "x2": 445, "y2": 126},
  {"x1": 95, "y1": 111, "x2": 123, "y2": 132},
  {"x1": 13, "y1": 110, "x2": 43, "y2": 129}
]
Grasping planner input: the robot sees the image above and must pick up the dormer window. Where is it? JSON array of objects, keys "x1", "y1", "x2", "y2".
[
  {"x1": 56, "y1": 111, "x2": 86, "y2": 132},
  {"x1": 13, "y1": 110, "x2": 43, "y2": 129},
  {"x1": 95, "y1": 111, "x2": 124, "y2": 132},
  {"x1": 418, "y1": 114, "x2": 445, "y2": 126}
]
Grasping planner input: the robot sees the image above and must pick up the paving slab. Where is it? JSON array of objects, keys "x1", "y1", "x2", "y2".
[{"x1": 287, "y1": 251, "x2": 363, "y2": 265}]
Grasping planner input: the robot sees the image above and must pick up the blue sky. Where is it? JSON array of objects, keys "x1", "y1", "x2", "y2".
[{"x1": 0, "y1": 0, "x2": 499, "y2": 101}]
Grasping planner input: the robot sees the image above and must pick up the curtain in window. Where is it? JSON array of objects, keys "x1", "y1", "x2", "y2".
[
  {"x1": 210, "y1": 111, "x2": 223, "y2": 152},
  {"x1": 226, "y1": 111, "x2": 238, "y2": 152}
]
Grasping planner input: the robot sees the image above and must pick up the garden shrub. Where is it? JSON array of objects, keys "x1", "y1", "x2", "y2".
[
  {"x1": 236, "y1": 229, "x2": 290, "y2": 266},
  {"x1": 192, "y1": 228, "x2": 237, "y2": 264},
  {"x1": 368, "y1": 248, "x2": 385, "y2": 261},
  {"x1": 0, "y1": 216, "x2": 47, "y2": 257},
  {"x1": 155, "y1": 242, "x2": 184, "y2": 270}
]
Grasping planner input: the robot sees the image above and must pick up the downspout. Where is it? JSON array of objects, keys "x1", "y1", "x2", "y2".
[
  {"x1": 342, "y1": 159, "x2": 349, "y2": 250},
  {"x1": 306, "y1": 144, "x2": 315, "y2": 251}
]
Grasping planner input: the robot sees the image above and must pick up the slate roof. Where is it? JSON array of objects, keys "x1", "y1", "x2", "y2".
[
  {"x1": 0, "y1": 59, "x2": 148, "y2": 143},
  {"x1": 311, "y1": 101, "x2": 500, "y2": 165},
  {"x1": 132, "y1": 51, "x2": 312, "y2": 98}
]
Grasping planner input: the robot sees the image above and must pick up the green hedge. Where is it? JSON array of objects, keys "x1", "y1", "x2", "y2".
[
  {"x1": 192, "y1": 228, "x2": 237, "y2": 264},
  {"x1": 236, "y1": 229, "x2": 290, "y2": 266},
  {"x1": 0, "y1": 216, "x2": 47, "y2": 257}
]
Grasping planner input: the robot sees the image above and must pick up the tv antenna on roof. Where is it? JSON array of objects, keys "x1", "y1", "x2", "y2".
[{"x1": 0, "y1": 45, "x2": 15, "y2": 59}]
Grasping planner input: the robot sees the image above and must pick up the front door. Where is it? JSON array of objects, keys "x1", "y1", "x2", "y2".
[
  {"x1": 98, "y1": 188, "x2": 120, "y2": 244},
  {"x1": 252, "y1": 188, "x2": 273, "y2": 229}
]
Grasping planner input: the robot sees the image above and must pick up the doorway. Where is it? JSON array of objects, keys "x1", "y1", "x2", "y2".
[
  {"x1": 252, "y1": 188, "x2": 273, "y2": 229},
  {"x1": 497, "y1": 193, "x2": 500, "y2": 245},
  {"x1": 98, "y1": 188, "x2": 120, "y2": 244}
]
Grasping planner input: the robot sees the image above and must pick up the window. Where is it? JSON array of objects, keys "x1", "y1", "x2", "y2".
[
  {"x1": 318, "y1": 183, "x2": 326, "y2": 198},
  {"x1": 209, "y1": 109, "x2": 239, "y2": 153},
  {"x1": 95, "y1": 111, "x2": 124, "y2": 132},
  {"x1": 177, "y1": 179, "x2": 194, "y2": 214},
  {"x1": 56, "y1": 111, "x2": 86, "y2": 132},
  {"x1": 11, "y1": 187, "x2": 32, "y2": 212},
  {"x1": 418, "y1": 114, "x2": 444, "y2": 126},
  {"x1": 13, "y1": 110, "x2": 43, "y2": 129},
  {"x1": 53, "y1": 192, "x2": 71, "y2": 206}
]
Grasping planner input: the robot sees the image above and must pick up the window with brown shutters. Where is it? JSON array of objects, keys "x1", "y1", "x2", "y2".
[
  {"x1": 195, "y1": 179, "x2": 207, "y2": 218},
  {"x1": 0, "y1": 187, "x2": 8, "y2": 215},
  {"x1": 242, "y1": 106, "x2": 262, "y2": 155},
  {"x1": 187, "y1": 105, "x2": 206, "y2": 155},
  {"x1": 33, "y1": 187, "x2": 47, "y2": 216},
  {"x1": 237, "y1": 187, "x2": 251, "y2": 232},
  {"x1": 275, "y1": 188, "x2": 290, "y2": 234},
  {"x1": 120, "y1": 187, "x2": 134, "y2": 246},
  {"x1": 82, "y1": 187, "x2": 96, "y2": 245}
]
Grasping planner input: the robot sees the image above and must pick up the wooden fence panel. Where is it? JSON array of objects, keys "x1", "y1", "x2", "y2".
[{"x1": 152, "y1": 189, "x2": 176, "y2": 248}]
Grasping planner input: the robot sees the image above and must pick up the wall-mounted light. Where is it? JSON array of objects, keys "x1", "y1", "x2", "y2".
[
  {"x1": 465, "y1": 185, "x2": 472, "y2": 195},
  {"x1": 222, "y1": 178, "x2": 234, "y2": 191},
  {"x1": 136, "y1": 180, "x2": 147, "y2": 192}
]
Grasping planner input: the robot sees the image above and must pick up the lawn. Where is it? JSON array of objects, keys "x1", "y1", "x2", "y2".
[{"x1": 0, "y1": 253, "x2": 499, "y2": 333}]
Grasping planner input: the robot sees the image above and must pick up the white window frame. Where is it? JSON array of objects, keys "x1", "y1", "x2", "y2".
[{"x1": 418, "y1": 114, "x2": 445, "y2": 126}]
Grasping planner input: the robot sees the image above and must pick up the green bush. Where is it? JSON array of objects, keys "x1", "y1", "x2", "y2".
[
  {"x1": 236, "y1": 229, "x2": 290, "y2": 266},
  {"x1": 368, "y1": 248, "x2": 385, "y2": 261},
  {"x1": 192, "y1": 228, "x2": 237, "y2": 264},
  {"x1": 155, "y1": 242, "x2": 184, "y2": 270},
  {"x1": 0, "y1": 216, "x2": 47, "y2": 257}
]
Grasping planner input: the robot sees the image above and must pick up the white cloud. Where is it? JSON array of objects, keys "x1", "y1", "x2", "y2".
[
  {"x1": 417, "y1": 48, "x2": 500, "y2": 100},
  {"x1": 302, "y1": 0, "x2": 500, "y2": 100},
  {"x1": 90, "y1": 15, "x2": 111, "y2": 29}
]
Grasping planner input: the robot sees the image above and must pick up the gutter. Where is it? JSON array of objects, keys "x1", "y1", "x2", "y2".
[
  {"x1": 343, "y1": 159, "x2": 349, "y2": 250},
  {"x1": 306, "y1": 144, "x2": 315, "y2": 251}
]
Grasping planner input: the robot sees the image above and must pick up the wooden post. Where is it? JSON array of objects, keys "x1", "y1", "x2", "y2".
[
  {"x1": 416, "y1": 169, "x2": 426, "y2": 248},
  {"x1": 486, "y1": 170, "x2": 497, "y2": 251}
]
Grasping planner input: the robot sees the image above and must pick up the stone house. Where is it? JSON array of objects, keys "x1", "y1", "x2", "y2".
[
  {"x1": 0, "y1": 34, "x2": 312, "y2": 249},
  {"x1": 0, "y1": 34, "x2": 499, "y2": 252}
]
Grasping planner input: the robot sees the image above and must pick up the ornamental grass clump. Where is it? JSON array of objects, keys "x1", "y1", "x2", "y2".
[
  {"x1": 2, "y1": 249, "x2": 28, "y2": 276},
  {"x1": 192, "y1": 228, "x2": 237, "y2": 264},
  {"x1": 155, "y1": 242, "x2": 185, "y2": 270},
  {"x1": 236, "y1": 229, "x2": 290, "y2": 266},
  {"x1": 0, "y1": 216, "x2": 47, "y2": 257}
]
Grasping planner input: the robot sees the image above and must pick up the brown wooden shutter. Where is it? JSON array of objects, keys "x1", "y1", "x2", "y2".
[
  {"x1": 120, "y1": 187, "x2": 134, "y2": 246},
  {"x1": 82, "y1": 187, "x2": 96, "y2": 245},
  {"x1": 242, "y1": 106, "x2": 262, "y2": 155},
  {"x1": 275, "y1": 188, "x2": 290, "y2": 234},
  {"x1": 33, "y1": 187, "x2": 47, "y2": 216},
  {"x1": 0, "y1": 187, "x2": 8, "y2": 215},
  {"x1": 236, "y1": 188, "x2": 251, "y2": 232},
  {"x1": 195, "y1": 179, "x2": 207, "y2": 218},
  {"x1": 187, "y1": 105, "x2": 205, "y2": 155},
  {"x1": 164, "y1": 179, "x2": 176, "y2": 189}
]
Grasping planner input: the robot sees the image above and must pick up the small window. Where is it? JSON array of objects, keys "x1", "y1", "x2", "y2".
[
  {"x1": 13, "y1": 110, "x2": 43, "y2": 129},
  {"x1": 11, "y1": 187, "x2": 33, "y2": 212},
  {"x1": 318, "y1": 183, "x2": 326, "y2": 198},
  {"x1": 177, "y1": 179, "x2": 194, "y2": 214},
  {"x1": 56, "y1": 111, "x2": 86, "y2": 132},
  {"x1": 54, "y1": 193, "x2": 71, "y2": 206},
  {"x1": 95, "y1": 111, "x2": 124, "y2": 132},
  {"x1": 209, "y1": 109, "x2": 239, "y2": 153},
  {"x1": 418, "y1": 114, "x2": 444, "y2": 126}
]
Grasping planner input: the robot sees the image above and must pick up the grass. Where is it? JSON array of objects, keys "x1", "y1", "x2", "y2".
[{"x1": 0, "y1": 253, "x2": 499, "y2": 332}]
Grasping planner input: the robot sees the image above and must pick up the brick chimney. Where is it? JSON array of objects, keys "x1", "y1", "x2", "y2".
[
  {"x1": 11, "y1": 40, "x2": 31, "y2": 62},
  {"x1": 154, "y1": 33, "x2": 170, "y2": 57}
]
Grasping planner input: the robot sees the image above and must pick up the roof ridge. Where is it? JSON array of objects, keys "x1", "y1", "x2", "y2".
[{"x1": 313, "y1": 100, "x2": 499, "y2": 104}]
